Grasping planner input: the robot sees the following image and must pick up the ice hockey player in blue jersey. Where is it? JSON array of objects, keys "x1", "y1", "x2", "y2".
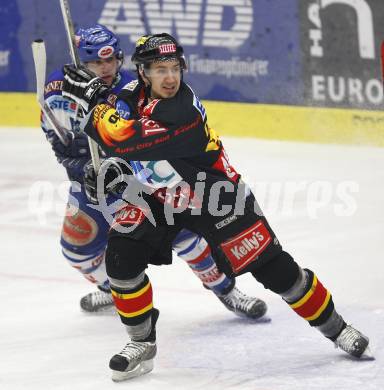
[{"x1": 41, "y1": 24, "x2": 267, "y2": 319}]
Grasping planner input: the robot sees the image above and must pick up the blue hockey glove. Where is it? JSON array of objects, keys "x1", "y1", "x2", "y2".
[{"x1": 46, "y1": 130, "x2": 91, "y2": 181}]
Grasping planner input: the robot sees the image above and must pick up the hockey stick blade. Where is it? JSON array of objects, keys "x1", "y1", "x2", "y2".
[
  {"x1": 31, "y1": 39, "x2": 70, "y2": 146},
  {"x1": 31, "y1": 39, "x2": 46, "y2": 108}
]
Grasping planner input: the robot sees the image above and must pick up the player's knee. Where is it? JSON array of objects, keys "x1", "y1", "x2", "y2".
[
  {"x1": 252, "y1": 251, "x2": 300, "y2": 294},
  {"x1": 106, "y1": 236, "x2": 148, "y2": 280},
  {"x1": 109, "y1": 271, "x2": 146, "y2": 291}
]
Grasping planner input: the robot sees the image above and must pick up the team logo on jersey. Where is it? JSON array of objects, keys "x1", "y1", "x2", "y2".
[
  {"x1": 62, "y1": 209, "x2": 98, "y2": 246},
  {"x1": 112, "y1": 205, "x2": 146, "y2": 227},
  {"x1": 44, "y1": 80, "x2": 63, "y2": 95},
  {"x1": 220, "y1": 221, "x2": 272, "y2": 273},
  {"x1": 140, "y1": 117, "x2": 168, "y2": 137},
  {"x1": 48, "y1": 97, "x2": 77, "y2": 113},
  {"x1": 93, "y1": 104, "x2": 136, "y2": 147},
  {"x1": 98, "y1": 45, "x2": 114, "y2": 59}
]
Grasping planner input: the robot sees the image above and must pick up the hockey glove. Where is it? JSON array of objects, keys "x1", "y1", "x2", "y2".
[
  {"x1": 62, "y1": 64, "x2": 109, "y2": 113},
  {"x1": 84, "y1": 158, "x2": 133, "y2": 204},
  {"x1": 46, "y1": 129, "x2": 91, "y2": 181}
]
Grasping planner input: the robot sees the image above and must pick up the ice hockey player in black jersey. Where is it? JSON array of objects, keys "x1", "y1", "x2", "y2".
[
  {"x1": 62, "y1": 33, "x2": 373, "y2": 381},
  {"x1": 43, "y1": 25, "x2": 267, "y2": 319}
]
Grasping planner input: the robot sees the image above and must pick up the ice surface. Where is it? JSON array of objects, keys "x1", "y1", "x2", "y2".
[{"x1": 0, "y1": 128, "x2": 383, "y2": 389}]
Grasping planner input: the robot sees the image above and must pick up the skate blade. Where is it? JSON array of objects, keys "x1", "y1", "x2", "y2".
[
  {"x1": 360, "y1": 346, "x2": 375, "y2": 361},
  {"x1": 234, "y1": 311, "x2": 271, "y2": 322},
  {"x1": 111, "y1": 359, "x2": 154, "y2": 382},
  {"x1": 81, "y1": 306, "x2": 117, "y2": 316}
]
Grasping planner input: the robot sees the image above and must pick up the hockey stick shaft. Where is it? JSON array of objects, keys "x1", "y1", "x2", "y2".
[
  {"x1": 381, "y1": 41, "x2": 384, "y2": 83},
  {"x1": 59, "y1": 0, "x2": 101, "y2": 173},
  {"x1": 59, "y1": 0, "x2": 80, "y2": 67},
  {"x1": 31, "y1": 39, "x2": 70, "y2": 146}
]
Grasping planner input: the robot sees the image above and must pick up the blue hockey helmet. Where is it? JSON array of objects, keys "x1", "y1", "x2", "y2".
[{"x1": 75, "y1": 24, "x2": 123, "y2": 63}]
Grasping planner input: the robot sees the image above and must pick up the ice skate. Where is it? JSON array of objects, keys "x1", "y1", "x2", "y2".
[
  {"x1": 335, "y1": 325, "x2": 373, "y2": 359},
  {"x1": 110, "y1": 340, "x2": 156, "y2": 382},
  {"x1": 218, "y1": 286, "x2": 267, "y2": 319},
  {"x1": 80, "y1": 290, "x2": 115, "y2": 313},
  {"x1": 109, "y1": 309, "x2": 159, "y2": 382}
]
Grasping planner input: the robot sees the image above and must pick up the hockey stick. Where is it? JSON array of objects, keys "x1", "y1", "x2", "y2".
[
  {"x1": 31, "y1": 39, "x2": 70, "y2": 146},
  {"x1": 381, "y1": 41, "x2": 384, "y2": 83},
  {"x1": 59, "y1": 0, "x2": 101, "y2": 173}
]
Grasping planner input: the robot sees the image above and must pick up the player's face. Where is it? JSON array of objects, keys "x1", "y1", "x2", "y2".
[
  {"x1": 85, "y1": 56, "x2": 119, "y2": 86},
  {"x1": 145, "y1": 59, "x2": 181, "y2": 99}
]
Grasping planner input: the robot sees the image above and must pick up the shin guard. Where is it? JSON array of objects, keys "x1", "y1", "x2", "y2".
[
  {"x1": 253, "y1": 252, "x2": 345, "y2": 338},
  {"x1": 110, "y1": 273, "x2": 154, "y2": 340},
  {"x1": 173, "y1": 229, "x2": 233, "y2": 295},
  {"x1": 282, "y1": 268, "x2": 342, "y2": 330},
  {"x1": 283, "y1": 269, "x2": 346, "y2": 338}
]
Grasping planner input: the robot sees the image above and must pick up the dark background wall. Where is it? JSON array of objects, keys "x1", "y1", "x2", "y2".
[{"x1": 0, "y1": 0, "x2": 383, "y2": 109}]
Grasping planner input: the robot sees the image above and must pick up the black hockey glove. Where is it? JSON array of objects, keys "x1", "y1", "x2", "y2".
[
  {"x1": 62, "y1": 64, "x2": 109, "y2": 113},
  {"x1": 46, "y1": 129, "x2": 91, "y2": 181},
  {"x1": 84, "y1": 158, "x2": 133, "y2": 204}
]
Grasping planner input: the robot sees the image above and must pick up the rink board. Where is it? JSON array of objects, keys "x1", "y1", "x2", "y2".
[{"x1": 1, "y1": 92, "x2": 383, "y2": 147}]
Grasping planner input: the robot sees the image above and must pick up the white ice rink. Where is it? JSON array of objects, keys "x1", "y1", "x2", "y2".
[{"x1": 1, "y1": 127, "x2": 383, "y2": 390}]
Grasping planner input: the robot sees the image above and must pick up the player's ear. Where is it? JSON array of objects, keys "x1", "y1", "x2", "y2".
[{"x1": 139, "y1": 68, "x2": 150, "y2": 86}]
